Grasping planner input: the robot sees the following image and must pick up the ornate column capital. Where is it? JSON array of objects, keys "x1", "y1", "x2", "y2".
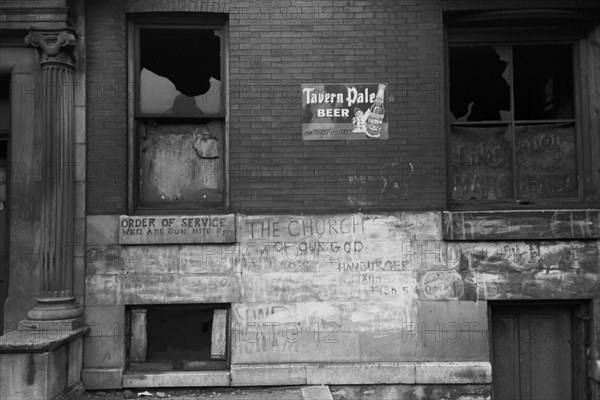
[{"x1": 25, "y1": 27, "x2": 76, "y2": 67}]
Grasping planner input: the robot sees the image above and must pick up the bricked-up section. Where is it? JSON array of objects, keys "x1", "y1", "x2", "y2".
[{"x1": 86, "y1": 0, "x2": 450, "y2": 214}]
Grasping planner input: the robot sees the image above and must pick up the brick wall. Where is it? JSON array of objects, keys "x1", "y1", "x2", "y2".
[
  {"x1": 86, "y1": 0, "x2": 599, "y2": 214},
  {"x1": 86, "y1": 0, "x2": 448, "y2": 214}
]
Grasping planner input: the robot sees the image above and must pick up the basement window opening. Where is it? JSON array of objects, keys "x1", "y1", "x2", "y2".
[{"x1": 128, "y1": 305, "x2": 229, "y2": 372}]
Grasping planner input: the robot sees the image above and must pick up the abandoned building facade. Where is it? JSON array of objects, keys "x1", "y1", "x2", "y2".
[{"x1": 1, "y1": 0, "x2": 600, "y2": 399}]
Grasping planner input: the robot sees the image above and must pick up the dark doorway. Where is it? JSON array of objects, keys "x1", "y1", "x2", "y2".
[
  {"x1": 0, "y1": 80, "x2": 9, "y2": 336},
  {"x1": 490, "y1": 302, "x2": 589, "y2": 400}
]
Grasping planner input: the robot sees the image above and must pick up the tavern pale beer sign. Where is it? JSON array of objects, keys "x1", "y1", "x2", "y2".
[{"x1": 302, "y1": 83, "x2": 389, "y2": 140}]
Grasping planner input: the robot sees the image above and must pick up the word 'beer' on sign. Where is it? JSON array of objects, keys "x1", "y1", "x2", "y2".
[
  {"x1": 119, "y1": 215, "x2": 236, "y2": 244},
  {"x1": 302, "y1": 83, "x2": 388, "y2": 141}
]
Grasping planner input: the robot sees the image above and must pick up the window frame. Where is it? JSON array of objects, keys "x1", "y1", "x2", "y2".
[
  {"x1": 127, "y1": 15, "x2": 230, "y2": 215},
  {"x1": 445, "y1": 25, "x2": 595, "y2": 210}
]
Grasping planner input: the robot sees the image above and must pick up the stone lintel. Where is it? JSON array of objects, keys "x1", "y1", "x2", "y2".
[{"x1": 443, "y1": 209, "x2": 600, "y2": 240}]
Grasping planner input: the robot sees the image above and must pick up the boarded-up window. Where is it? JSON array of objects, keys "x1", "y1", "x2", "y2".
[
  {"x1": 449, "y1": 44, "x2": 579, "y2": 205},
  {"x1": 133, "y1": 23, "x2": 226, "y2": 211}
]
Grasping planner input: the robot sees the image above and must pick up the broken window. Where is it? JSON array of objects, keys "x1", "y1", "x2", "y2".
[
  {"x1": 449, "y1": 43, "x2": 579, "y2": 205},
  {"x1": 128, "y1": 305, "x2": 229, "y2": 372},
  {"x1": 133, "y1": 23, "x2": 226, "y2": 211}
]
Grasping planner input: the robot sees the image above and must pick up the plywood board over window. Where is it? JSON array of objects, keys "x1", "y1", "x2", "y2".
[
  {"x1": 128, "y1": 15, "x2": 229, "y2": 213},
  {"x1": 445, "y1": 12, "x2": 599, "y2": 210}
]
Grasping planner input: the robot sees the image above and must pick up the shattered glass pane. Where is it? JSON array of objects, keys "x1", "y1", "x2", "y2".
[
  {"x1": 139, "y1": 29, "x2": 222, "y2": 115},
  {"x1": 449, "y1": 46, "x2": 511, "y2": 122},
  {"x1": 513, "y1": 45, "x2": 574, "y2": 120},
  {"x1": 450, "y1": 125, "x2": 514, "y2": 201},
  {"x1": 516, "y1": 123, "x2": 577, "y2": 198},
  {"x1": 140, "y1": 121, "x2": 224, "y2": 209}
]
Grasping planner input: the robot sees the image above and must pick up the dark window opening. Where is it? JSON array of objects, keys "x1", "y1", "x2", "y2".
[
  {"x1": 139, "y1": 28, "x2": 223, "y2": 116},
  {"x1": 128, "y1": 305, "x2": 229, "y2": 372},
  {"x1": 449, "y1": 43, "x2": 579, "y2": 205}
]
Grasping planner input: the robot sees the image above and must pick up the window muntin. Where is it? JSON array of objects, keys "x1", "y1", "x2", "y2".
[
  {"x1": 133, "y1": 24, "x2": 226, "y2": 211},
  {"x1": 449, "y1": 43, "x2": 579, "y2": 205}
]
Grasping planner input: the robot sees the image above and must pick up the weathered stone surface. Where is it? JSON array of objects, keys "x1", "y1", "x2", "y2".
[
  {"x1": 84, "y1": 305, "x2": 125, "y2": 338},
  {"x1": 122, "y1": 371, "x2": 231, "y2": 387},
  {"x1": 83, "y1": 336, "x2": 125, "y2": 368},
  {"x1": 0, "y1": 335, "x2": 85, "y2": 400},
  {"x1": 85, "y1": 275, "x2": 121, "y2": 305},
  {"x1": 231, "y1": 329, "x2": 361, "y2": 364},
  {"x1": 414, "y1": 362, "x2": 492, "y2": 384},
  {"x1": 241, "y1": 272, "x2": 415, "y2": 303},
  {"x1": 179, "y1": 245, "x2": 239, "y2": 274},
  {"x1": 121, "y1": 273, "x2": 241, "y2": 304},
  {"x1": 443, "y1": 210, "x2": 600, "y2": 240},
  {"x1": 233, "y1": 302, "x2": 416, "y2": 335},
  {"x1": 81, "y1": 368, "x2": 123, "y2": 390},
  {"x1": 306, "y1": 363, "x2": 415, "y2": 385},
  {"x1": 231, "y1": 364, "x2": 307, "y2": 386},
  {"x1": 301, "y1": 386, "x2": 333, "y2": 400},
  {"x1": 329, "y1": 384, "x2": 491, "y2": 400},
  {"x1": 119, "y1": 215, "x2": 235, "y2": 244},
  {"x1": 238, "y1": 213, "x2": 442, "y2": 274},
  {"x1": 417, "y1": 270, "x2": 478, "y2": 301},
  {"x1": 474, "y1": 241, "x2": 600, "y2": 300}
]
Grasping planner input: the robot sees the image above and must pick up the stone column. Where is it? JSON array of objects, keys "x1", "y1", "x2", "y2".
[{"x1": 24, "y1": 28, "x2": 81, "y2": 322}]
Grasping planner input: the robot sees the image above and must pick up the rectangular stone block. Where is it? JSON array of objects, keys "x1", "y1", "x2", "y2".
[
  {"x1": 230, "y1": 364, "x2": 307, "y2": 386},
  {"x1": 358, "y1": 331, "x2": 418, "y2": 361},
  {"x1": 232, "y1": 301, "x2": 416, "y2": 335},
  {"x1": 415, "y1": 361, "x2": 492, "y2": 384},
  {"x1": 443, "y1": 210, "x2": 600, "y2": 240},
  {"x1": 179, "y1": 245, "x2": 239, "y2": 274},
  {"x1": 130, "y1": 309, "x2": 147, "y2": 362},
  {"x1": 85, "y1": 275, "x2": 121, "y2": 305},
  {"x1": 241, "y1": 272, "x2": 415, "y2": 303},
  {"x1": 121, "y1": 273, "x2": 241, "y2": 304},
  {"x1": 83, "y1": 336, "x2": 125, "y2": 368},
  {"x1": 84, "y1": 305, "x2": 125, "y2": 338},
  {"x1": 231, "y1": 330, "x2": 361, "y2": 364},
  {"x1": 305, "y1": 362, "x2": 416, "y2": 385},
  {"x1": 122, "y1": 371, "x2": 230, "y2": 387},
  {"x1": 81, "y1": 368, "x2": 123, "y2": 390},
  {"x1": 238, "y1": 213, "x2": 442, "y2": 274}
]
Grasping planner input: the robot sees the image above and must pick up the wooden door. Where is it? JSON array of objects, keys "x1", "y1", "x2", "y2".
[{"x1": 491, "y1": 305, "x2": 573, "y2": 400}]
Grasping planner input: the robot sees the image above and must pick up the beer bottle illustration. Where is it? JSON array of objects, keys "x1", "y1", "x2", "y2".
[{"x1": 365, "y1": 84, "x2": 386, "y2": 138}]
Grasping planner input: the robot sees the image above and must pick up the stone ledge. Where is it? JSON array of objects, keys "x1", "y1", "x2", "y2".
[
  {"x1": 122, "y1": 371, "x2": 231, "y2": 388},
  {"x1": 443, "y1": 209, "x2": 600, "y2": 241},
  {"x1": 0, "y1": 326, "x2": 89, "y2": 354},
  {"x1": 415, "y1": 361, "x2": 492, "y2": 384},
  {"x1": 306, "y1": 363, "x2": 416, "y2": 385},
  {"x1": 231, "y1": 362, "x2": 490, "y2": 387},
  {"x1": 231, "y1": 364, "x2": 307, "y2": 386}
]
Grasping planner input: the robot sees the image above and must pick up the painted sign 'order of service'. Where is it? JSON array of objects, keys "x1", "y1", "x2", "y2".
[{"x1": 302, "y1": 83, "x2": 389, "y2": 141}]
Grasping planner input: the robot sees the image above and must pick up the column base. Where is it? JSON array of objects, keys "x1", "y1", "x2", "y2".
[
  {"x1": 27, "y1": 297, "x2": 82, "y2": 320},
  {"x1": 19, "y1": 317, "x2": 84, "y2": 331}
]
